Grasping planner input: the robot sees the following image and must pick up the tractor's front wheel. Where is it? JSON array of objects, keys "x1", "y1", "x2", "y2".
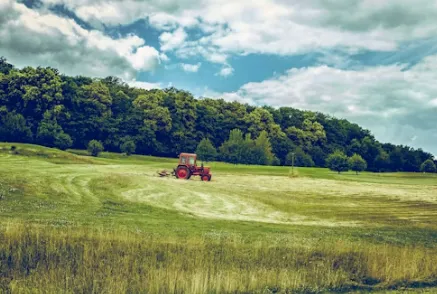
[
  {"x1": 201, "y1": 175, "x2": 211, "y2": 181},
  {"x1": 176, "y1": 166, "x2": 190, "y2": 179}
]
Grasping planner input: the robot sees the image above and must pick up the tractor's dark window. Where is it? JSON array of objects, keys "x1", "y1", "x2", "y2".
[
  {"x1": 181, "y1": 156, "x2": 187, "y2": 164},
  {"x1": 189, "y1": 157, "x2": 195, "y2": 165}
]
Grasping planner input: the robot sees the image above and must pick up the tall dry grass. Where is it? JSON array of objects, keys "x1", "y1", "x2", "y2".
[{"x1": 1, "y1": 223, "x2": 437, "y2": 293}]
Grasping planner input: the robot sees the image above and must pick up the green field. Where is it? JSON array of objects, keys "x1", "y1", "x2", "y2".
[{"x1": 1, "y1": 143, "x2": 437, "y2": 293}]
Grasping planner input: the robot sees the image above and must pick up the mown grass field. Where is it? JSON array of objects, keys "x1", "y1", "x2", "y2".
[{"x1": 1, "y1": 143, "x2": 437, "y2": 293}]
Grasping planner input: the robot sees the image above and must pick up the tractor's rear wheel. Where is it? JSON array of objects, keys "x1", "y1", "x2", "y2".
[
  {"x1": 201, "y1": 175, "x2": 211, "y2": 181},
  {"x1": 176, "y1": 166, "x2": 190, "y2": 179}
]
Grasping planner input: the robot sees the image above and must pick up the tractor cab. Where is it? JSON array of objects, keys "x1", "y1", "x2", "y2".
[
  {"x1": 179, "y1": 153, "x2": 197, "y2": 167},
  {"x1": 174, "y1": 153, "x2": 212, "y2": 181}
]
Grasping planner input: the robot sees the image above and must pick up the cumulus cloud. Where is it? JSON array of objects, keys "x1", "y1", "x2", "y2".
[
  {"x1": 159, "y1": 27, "x2": 187, "y2": 51},
  {"x1": 126, "y1": 80, "x2": 162, "y2": 90},
  {"x1": 4, "y1": 0, "x2": 437, "y2": 154},
  {"x1": 41, "y1": 0, "x2": 437, "y2": 57},
  {"x1": 217, "y1": 54, "x2": 437, "y2": 154},
  {"x1": 180, "y1": 62, "x2": 201, "y2": 72},
  {"x1": 216, "y1": 66, "x2": 234, "y2": 77},
  {"x1": 0, "y1": 0, "x2": 162, "y2": 79},
  {"x1": 40, "y1": 0, "x2": 200, "y2": 28}
]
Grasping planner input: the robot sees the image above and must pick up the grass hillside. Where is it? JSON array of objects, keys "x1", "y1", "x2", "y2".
[
  {"x1": 0, "y1": 143, "x2": 99, "y2": 164},
  {"x1": 1, "y1": 144, "x2": 437, "y2": 293}
]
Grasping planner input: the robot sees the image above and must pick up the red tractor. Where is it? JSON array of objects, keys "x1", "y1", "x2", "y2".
[{"x1": 174, "y1": 153, "x2": 212, "y2": 181}]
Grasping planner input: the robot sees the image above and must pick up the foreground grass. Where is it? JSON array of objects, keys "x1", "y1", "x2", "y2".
[
  {"x1": 3, "y1": 223, "x2": 437, "y2": 293},
  {"x1": 1, "y1": 143, "x2": 437, "y2": 293}
]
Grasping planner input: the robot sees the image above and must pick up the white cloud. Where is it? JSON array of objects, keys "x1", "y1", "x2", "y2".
[
  {"x1": 126, "y1": 79, "x2": 161, "y2": 90},
  {"x1": 149, "y1": 11, "x2": 199, "y2": 30},
  {"x1": 159, "y1": 53, "x2": 170, "y2": 62},
  {"x1": 174, "y1": 44, "x2": 228, "y2": 65},
  {"x1": 40, "y1": 0, "x2": 200, "y2": 28},
  {"x1": 207, "y1": 52, "x2": 228, "y2": 64},
  {"x1": 4, "y1": 0, "x2": 437, "y2": 155},
  {"x1": 38, "y1": 0, "x2": 437, "y2": 65},
  {"x1": 126, "y1": 45, "x2": 161, "y2": 71},
  {"x1": 159, "y1": 27, "x2": 187, "y2": 51},
  {"x1": 0, "y1": 0, "x2": 163, "y2": 79},
  {"x1": 216, "y1": 66, "x2": 234, "y2": 77},
  {"x1": 216, "y1": 54, "x2": 437, "y2": 154},
  {"x1": 180, "y1": 62, "x2": 201, "y2": 72}
]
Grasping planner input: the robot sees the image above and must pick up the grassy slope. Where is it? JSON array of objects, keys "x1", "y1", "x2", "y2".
[{"x1": 1, "y1": 143, "x2": 437, "y2": 293}]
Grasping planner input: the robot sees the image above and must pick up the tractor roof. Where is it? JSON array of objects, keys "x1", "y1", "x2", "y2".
[{"x1": 179, "y1": 153, "x2": 197, "y2": 157}]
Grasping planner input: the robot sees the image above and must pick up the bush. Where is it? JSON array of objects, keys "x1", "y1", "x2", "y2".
[
  {"x1": 271, "y1": 157, "x2": 281, "y2": 166},
  {"x1": 326, "y1": 150, "x2": 349, "y2": 174},
  {"x1": 348, "y1": 153, "x2": 367, "y2": 175},
  {"x1": 120, "y1": 140, "x2": 136, "y2": 156},
  {"x1": 420, "y1": 159, "x2": 436, "y2": 173},
  {"x1": 196, "y1": 138, "x2": 217, "y2": 162},
  {"x1": 87, "y1": 140, "x2": 104, "y2": 157},
  {"x1": 55, "y1": 133, "x2": 73, "y2": 150},
  {"x1": 285, "y1": 148, "x2": 314, "y2": 167}
]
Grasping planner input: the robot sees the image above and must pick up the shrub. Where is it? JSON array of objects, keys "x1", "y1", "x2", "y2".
[
  {"x1": 196, "y1": 138, "x2": 217, "y2": 162},
  {"x1": 87, "y1": 140, "x2": 104, "y2": 157},
  {"x1": 326, "y1": 150, "x2": 349, "y2": 174},
  {"x1": 120, "y1": 140, "x2": 136, "y2": 156},
  {"x1": 285, "y1": 148, "x2": 314, "y2": 167},
  {"x1": 348, "y1": 153, "x2": 367, "y2": 175},
  {"x1": 271, "y1": 157, "x2": 281, "y2": 166},
  {"x1": 54, "y1": 133, "x2": 73, "y2": 150},
  {"x1": 420, "y1": 159, "x2": 436, "y2": 173}
]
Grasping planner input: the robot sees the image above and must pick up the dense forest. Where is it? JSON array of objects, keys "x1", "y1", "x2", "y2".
[{"x1": 0, "y1": 57, "x2": 434, "y2": 172}]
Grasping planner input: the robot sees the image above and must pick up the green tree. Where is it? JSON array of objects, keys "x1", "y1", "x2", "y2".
[
  {"x1": 0, "y1": 112, "x2": 32, "y2": 142},
  {"x1": 286, "y1": 118, "x2": 326, "y2": 152},
  {"x1": 285, "y1": 148, "x2": 315, "y2": 167},
  {"x1": 360, "y1": 136, "x2": 380, "y2": 170},
  {"x1": 347, "y1": 138, "x2": 362, "y2": 156},
  {"x1": 36, "y1": 111, "x2": 72, "y2": 150},
  {"x1": 120, "y1": 140, "x2": 136, "y2": 156},
  {"x1": 374, "y1": 149, "x2": 390, "y2": 172},
  {"x1": 244, "y1": 108, "x2": 274, "y2": 137},
  {"x1": 55, "y1": 133, "x2": 73, "y2": 150},
  {"x1": 87, "y1": 140, "x2": 104, "y2": 157},
  {"x1": 219, "y1": 130, "x2": 274, "y2": 165},
  {"x1": 326, "y1": 151, "x2": 349, "y2": 174},
  {"x1": 309, "y1": 146, "x2": 326, "y2": 167},
  {"x1": 219, "y1": 129, "x2": 244, "y2": 164},
  {"x1": 240, "y1": 134, "x2": 256, "y2": 164},
  {"x1": 420, "y1": 159, "x2": 436, "y2": 173},
  {"x1": 82, "y1": 81, "x2": 112, "y2": 115},
  {"x1": 389, "y1": 147, "x2": 404, "y2": 171},
  {"x1": 0, "y1": 57, "x2": 13, "y2": 74},
  {"x1": 0, "y1": 59, "x2": 434, "y2": 173},
  {"x1": 253, "y1": 130, "x2": 274, "y2": 165},
  {"x1": 134, "y1": 93, "x2": 172, "y2": 133},
  {"x1": 271, "y1": 157, "x2": 281, "y2": 166},
  {"x1": 348, "y1": 153, "x2": 367, "y2": 175},
  {"x1": 268, "y1": 124, "x2": 291, "y2": 165},
  {"x1": 196, "y1": 138, "x2": 217, "y2": 162}
]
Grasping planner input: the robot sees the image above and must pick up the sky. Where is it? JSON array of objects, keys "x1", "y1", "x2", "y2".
[{"x1": 2, "y1": 0, "x2": 437, "y2": 155}]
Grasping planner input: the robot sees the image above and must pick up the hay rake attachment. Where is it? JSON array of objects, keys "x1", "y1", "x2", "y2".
[{"x1": 157, "y1": 169, "x2": 175, "y2": 177}]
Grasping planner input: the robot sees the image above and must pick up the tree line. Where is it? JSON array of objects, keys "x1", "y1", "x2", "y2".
[{"x1": 0, "y1": 57, "x2": 434, "y2": 172}]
